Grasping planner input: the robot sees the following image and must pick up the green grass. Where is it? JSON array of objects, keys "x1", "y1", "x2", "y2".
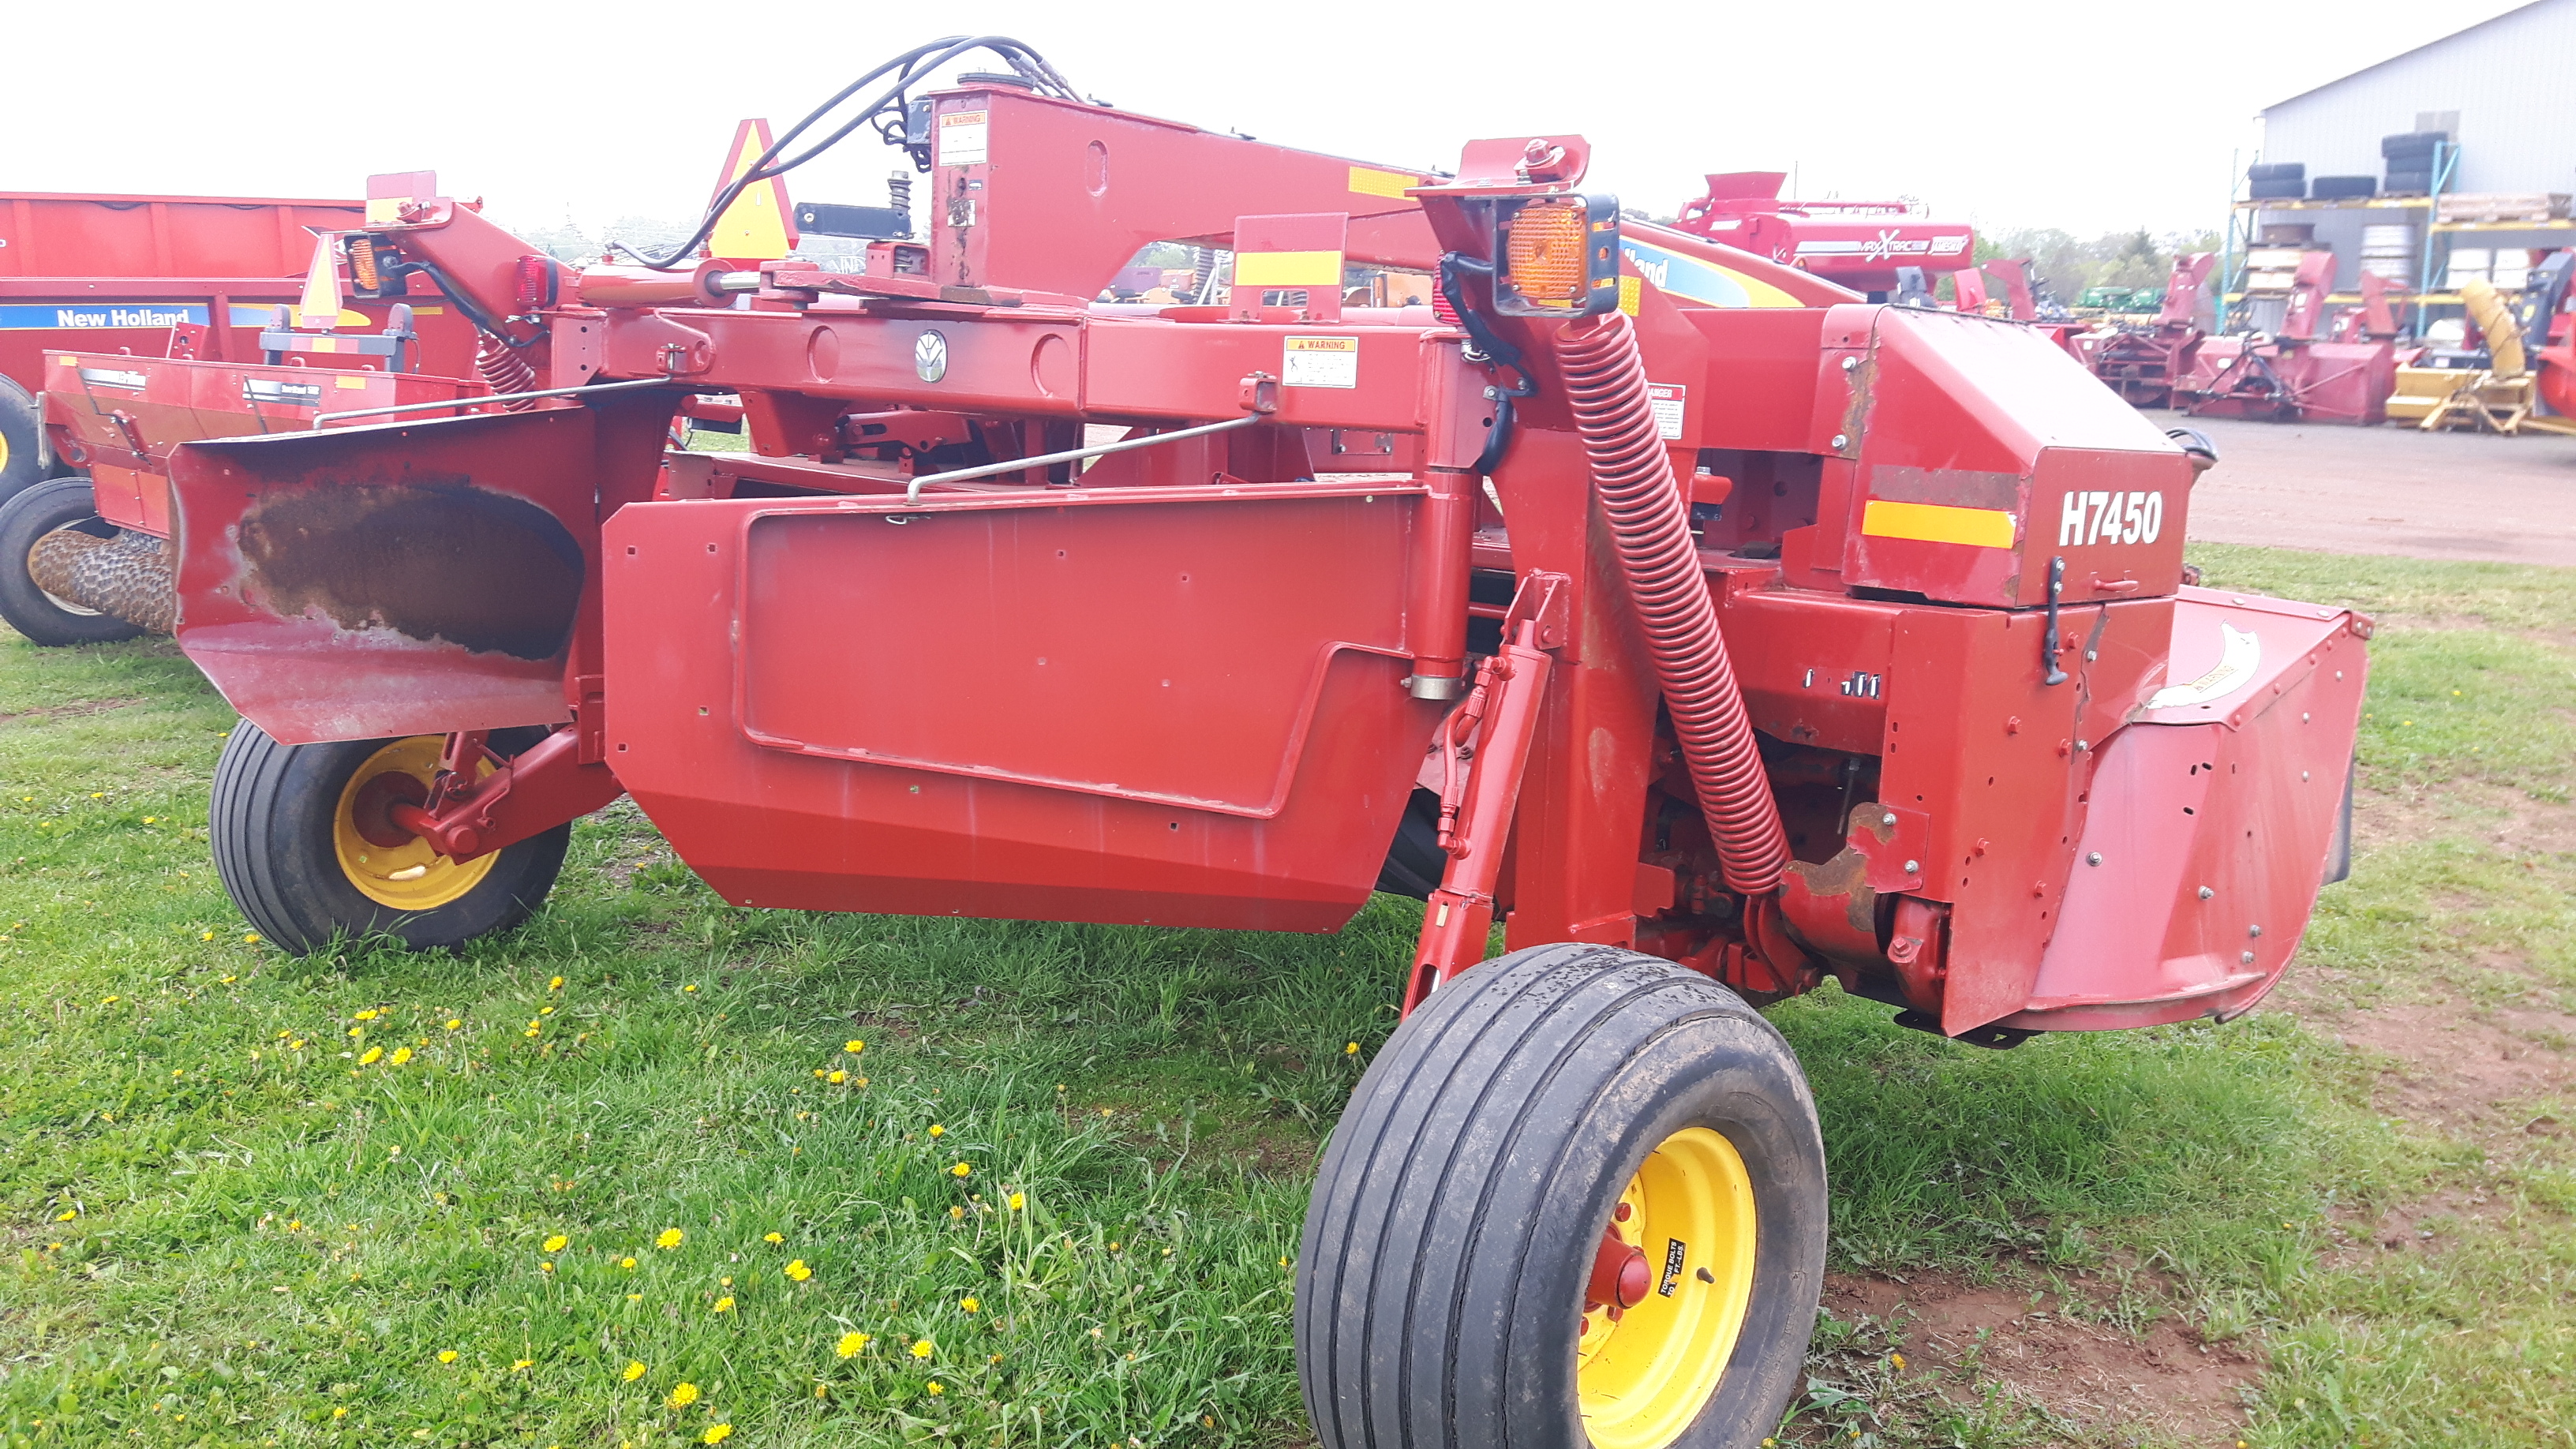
[{"x1": 4, "y1": 542, "x2": 2574, "y2": 1447}]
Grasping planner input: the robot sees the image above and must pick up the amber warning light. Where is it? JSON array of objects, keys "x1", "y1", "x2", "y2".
[{"x1": 1494, "y1": 194, "x2": 1620, "y2": 317}]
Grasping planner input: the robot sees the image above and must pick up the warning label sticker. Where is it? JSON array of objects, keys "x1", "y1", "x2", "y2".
[
  {"x1": 1647, "y1": 383, "x2": 1687, "y2": 440},
  {"x1": 1283, "y1": 335, "x2": 1359, "y2": 388},
  {"x1": 937, "y1": 110, "x2": 990, "y2": 167}
]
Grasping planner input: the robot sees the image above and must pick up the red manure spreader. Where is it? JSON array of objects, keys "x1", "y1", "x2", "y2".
[{"x1": 42, "y1": 38, "x2": 2367, "y2": 1447}]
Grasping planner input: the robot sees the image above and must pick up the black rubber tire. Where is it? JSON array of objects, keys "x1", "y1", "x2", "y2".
[
  {"x1": 212, "y1": 719, "x2": 571, "y2": 955},
  {"x1": 1297, "y1": 943, "x2": 1826, "y2": 1449},
  {"x1": 2247, "y1": 181, "x2": 2307, "y2": 200},
  {"x1": 2381, "y1": 133, "x2": 2444, "y2": 160},
  {"x1": 2246, "y1": 162, "x2": 2305, "y2": 182},
  {"x1": 0, "y1": 476, "x2": 147, "y2": 646},
  {"x1": 0, "y1": 376, "x2": 43, "y2": 507},
  {"x1": 2311, "y1": 176, "x2": 2378, "y2": 200}
]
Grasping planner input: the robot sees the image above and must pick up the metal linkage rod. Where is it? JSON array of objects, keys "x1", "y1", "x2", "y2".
[{"x1": 904, "y1": 414, "x2": 1262, "y2": 503}]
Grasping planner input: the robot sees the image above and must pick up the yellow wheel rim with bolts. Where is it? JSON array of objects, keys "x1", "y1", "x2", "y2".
[
  {"x1": 332, "y1": 736, "x2": 496, "y2": 910},
  {"x1": 1577, "y1": 1126, "x2": 1758, "y2": 1449}
]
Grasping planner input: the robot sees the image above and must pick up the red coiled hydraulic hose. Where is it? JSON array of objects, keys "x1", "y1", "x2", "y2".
[
  {"x1": 475, "y1": 333, "x2": 541, "y2": 411},
  {"x1": 1556, "y1": 311, "x2": 1791, "y2": 894}
]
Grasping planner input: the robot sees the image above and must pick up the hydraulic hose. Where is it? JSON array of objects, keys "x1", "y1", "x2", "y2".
[{"x1": 1555, "y1": 312, "x2": 1791, "y2": 895}]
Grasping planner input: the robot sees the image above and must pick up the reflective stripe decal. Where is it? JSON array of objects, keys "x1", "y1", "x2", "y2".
[{"x1": 1860, "y1": 500, "x2": 2017, "y2": 549}]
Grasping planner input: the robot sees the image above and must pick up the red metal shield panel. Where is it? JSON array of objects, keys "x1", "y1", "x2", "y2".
[
  {"x1": 168, "y1": 407, "x2": 606, "y2": 743},
  {"x1": 2001, "y1": 590, "x2": 2370, "y2": 1029},
  {"x1": 604, "y1": 484, "x2": 1442, "y2": 930}
]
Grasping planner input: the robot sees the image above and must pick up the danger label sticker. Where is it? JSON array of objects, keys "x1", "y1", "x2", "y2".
[
  {"x1": 1648, "y1": 383, "x2": 1687, "y2": 440},
  {"x1": 1283, "y1": 335, "x2": 1359, "y2": 388},
  {"x1": 937, "y1": 110, "x2": 990, "y2": 167}
]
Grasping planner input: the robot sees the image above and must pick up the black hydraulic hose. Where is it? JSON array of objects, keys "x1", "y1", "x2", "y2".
[{"x1": 614, "y1": 37, "x2": 1078, "y2": 270}]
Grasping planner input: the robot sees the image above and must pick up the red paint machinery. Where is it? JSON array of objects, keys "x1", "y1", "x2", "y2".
[
  {"x1": 2178, "y1": 252, "x2": 2396, "y2": 425},
  {"x1": 2086, "y1": 253, "x2": 2214, "y2": 409},
  {"x1": 43, "y1": 39, "x2": 2367, "y2": 1447},
  {"x1": 1674, "y1": 170, "x2": 1975, "y2": 298}
]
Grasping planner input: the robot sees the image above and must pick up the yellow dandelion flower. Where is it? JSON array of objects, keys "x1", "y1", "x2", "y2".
[
  {"x1": 950, "y1": 1162, "x2": 971, "y2": 1178},
  {"x1": 721, "y1": 1276, "x2": 732, "y2": 1287},
  {"x1": 763, "y1": 1231, "x2": 783, "y2": 1244},
  {"x1": 928, "y1": 1124, "x2": 945, "y2": 1137},
  {"x1": 390, "y1": 1046, "x2": 412, "y2": 1065},
  {"x1": 1890, "y1": 1352, "x2": 1905, "y2": 1370},
  {"x1": 524, "y1": 1027, "x2": 540, "y2": 1039},
  {"x1": 816, "y1": 1382, "x2": 830, "y2": 1398},
  {"x1": 1109, "y1": 1241, "x2": 1121, "y2": 1252},
  {"x1": 623, "y1": 1360, "x2": 646, "y2": 1382},
  {"x1": 1009, "y1": 1193, "x2": 1025, "y2": 1211},
  {"x1": 1346, "y1": 1041, "x2": 1360, "y2": 1055},
  {"x1": 927, "y1": 1381, "x2": 944, "y2": 1396},
  {"x1": 544, "y1": 1234, "x2": 568, "y2": 1252},
  {"x1": 627, "y1": 1293, "x2": 642, "y2": 1303},
  {"x1": 541, "y1": 1261, "x2": 554, "y2": 1273},
  {"x1": 354, "y1": 1009, "x2": 378, "y2": 1021},
  {"x1": 845, "y1": 1039, "x2": 864, "y2": 1052},
  {"x1": 668, "y1": 1382, "x2": 699, "y2": 1409},
  {"x1": 960, "y1": 1296, "x2": 979, "y2": 1313},
  {"x1": 620, "y1": 1256, "x2": 637, "y2": 1269},
  {"x1": 712, "y1": 1296, "x2": 734, "y2": 1313},
  {"x1": 785, "y1": 1260, "x2": 811, "y2": 1282},
  {"x1": 683, "y1": 984, "x2": 698, "y2": 993},
  {"x1": 245, "y1": 934, "x2": 260, "y2": 944},
  {"x1": 704, "y1": 1426, "x2": 732, "y2": 1445},
  {"x1": 837, "y1": 1331, "x2": 871, "y2": 1357},
  {"x1": 437, "y1": 1350, "x2": 458, "y2": 1364},
  {"x1": 910, "y1": 1339, "x2": 934, "y2": 1359},
  {"x1": 511, "y1": 1358, "x2": 533, "y2": 1372},
  {"x1": 202, "y1": 931, "x2": 215, "y2": 942},
  {"x1": 332, "y1": 1406, "x2": 347, "y2": 1419},
  {"x1": 949, "y1": 1206, "x2": 964, "y2": 1220},
  {"x1": 540, "y1": 1005, "x2": 554, "y2": 1016},
  {"x1": 289, "y1": 1039, "x2": 305, "y2": 1050},
  {"x1": 549, "y1": 975, "x2": 564, "y2": 990},
  {"x1": 444, "y1": 1018, "x2": 461, "y2": 1031},
  {"x1": 358, "y1": 1046, "x2": 382, "y2": 1065},
  {"x1": 657, "y1": 1229, "x2": 684, "y2": 1249},
  {"x1": 828, "y1": 1069, "x2": 847, "y2": 1084}
]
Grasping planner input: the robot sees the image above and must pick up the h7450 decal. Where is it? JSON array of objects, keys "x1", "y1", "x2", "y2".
[{"x1": 2057, "y1": 489, "x2": 2164, "y2": 547}]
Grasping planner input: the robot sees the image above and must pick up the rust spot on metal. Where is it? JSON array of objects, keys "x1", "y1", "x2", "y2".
[{"x1": 237, "y1": 482, "x2": 582, "y2": 659}]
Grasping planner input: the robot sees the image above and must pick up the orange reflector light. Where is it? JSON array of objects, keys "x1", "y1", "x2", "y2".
[
  {"x1": 1503, "y1": 200, "x2": 1589, "y2": 310},
  {"x1": 347, "y1": 237, "x2": 383, "y2": 294}
]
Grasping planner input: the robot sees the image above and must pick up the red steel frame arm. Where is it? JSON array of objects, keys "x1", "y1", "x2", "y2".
[
  {"x1": 387, "y1": 727, "x2": 625, "y2": 863},
  {"x1": 1403, "y1": 571, "x2": 1569, "y2": 1013}
]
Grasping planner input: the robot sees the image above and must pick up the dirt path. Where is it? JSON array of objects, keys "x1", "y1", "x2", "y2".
[{"x1": 2163, "y1": 411, "x2": 2576, "y2": 566}]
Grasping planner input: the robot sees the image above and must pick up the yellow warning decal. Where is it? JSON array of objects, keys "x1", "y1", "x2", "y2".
[
  {"x1": 1860, "y1": 500, "x2": 2017, "y2": 549},
  {"x1": 335, "y1": 375, "x2": 368, "y2": 388},
  {"x1": 1618, "y1": 275, "x2": 1642, "y2": 316},
  {"x1": 1235, "y1": 249, "x2": 1343, "y2": 287},
  {"x1": 1348, "y1": 166, "x2": 1418, "y2": 199}
]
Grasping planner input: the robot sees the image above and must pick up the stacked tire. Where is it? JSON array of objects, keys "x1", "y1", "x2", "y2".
[
  {"x1": 2312, "y1": 175, "x2": 2378, "y2": 200},
  {"x1": 2248, "y1": 162, "x2": 2305, "y2": 200},
  {"x1": 2383, "y1": 132, "x2": 2446, "y2": 195}
]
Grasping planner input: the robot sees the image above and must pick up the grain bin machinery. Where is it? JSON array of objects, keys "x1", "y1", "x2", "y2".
[{"x1": 41, "y1": 37, "x2": 2367, "y2": 1447}]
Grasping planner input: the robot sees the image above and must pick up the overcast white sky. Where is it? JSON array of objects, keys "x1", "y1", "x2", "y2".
[{"x1": 5, "y1": 0, "x2": 2536, "y2": 242}]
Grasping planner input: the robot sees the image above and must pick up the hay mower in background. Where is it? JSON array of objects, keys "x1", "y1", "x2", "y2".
[{"x1": 46, "y1": 36, "x2": 2367, "y2": 1447}]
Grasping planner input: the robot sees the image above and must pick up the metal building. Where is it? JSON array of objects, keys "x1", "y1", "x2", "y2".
[{"x1": 2260, "y1": 0, "x2": 2576, "y2": 195}]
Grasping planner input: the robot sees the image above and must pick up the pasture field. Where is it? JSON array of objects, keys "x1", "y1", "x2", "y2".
[{"x1": 2, "y1": 542, "x2": 2571, "y2": 1447}]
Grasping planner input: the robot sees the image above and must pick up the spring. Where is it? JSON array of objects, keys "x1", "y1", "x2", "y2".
[
  {"x1": 475, "y1": 333, "x2": 539, "y2": 410},
  {"x1": 1555, "y1": 311, "x2": 1790, "y2": 894}
]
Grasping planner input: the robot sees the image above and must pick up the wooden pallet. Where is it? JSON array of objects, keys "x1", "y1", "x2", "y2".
[{"x1": 2436, "y1": 193, "x2": 2571, "y2": 223}]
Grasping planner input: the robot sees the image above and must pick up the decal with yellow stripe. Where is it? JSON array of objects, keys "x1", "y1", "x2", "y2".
[
  {"x1": 1859, "y1": 500, "x2": 2018, "y2": 549},
  {"x1": 1347, "y1": 166, "x2": 1420, "y2": 200},
  {"x1": 1234, "y1": 250, "x2": 1344, "y2": 287}
]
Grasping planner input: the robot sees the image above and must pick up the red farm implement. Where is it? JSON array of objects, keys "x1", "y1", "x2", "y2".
[
  {"x1": 1672, "y1": 171, "x2": 1975, "y2": 298},
  {"x1": 44, "y1": 38, "x2": 2366, "y2": 1447},
  {"x1": 0, "y1": 189, "x2": 485, "y2": 644}
]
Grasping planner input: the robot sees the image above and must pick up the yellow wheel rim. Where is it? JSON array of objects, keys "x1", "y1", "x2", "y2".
[
  {"x1": 331, "y1": 736, "x2": 496, "y2": 910},
  {"x1": 1577, "y1": 1127, "x2": 1758, "y2": 1449}
]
